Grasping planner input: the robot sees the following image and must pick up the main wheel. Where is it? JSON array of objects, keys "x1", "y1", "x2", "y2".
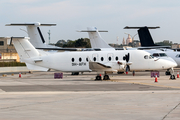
[
  {"x1": 170, "y1": 75, "x2": 175, "y2": 80},
  {"x1": 103, "y1": 75, "x2": 110, "y2": 80},
  {"x1": 95, "y1": 76, "x2": 102, "y2": 81}
]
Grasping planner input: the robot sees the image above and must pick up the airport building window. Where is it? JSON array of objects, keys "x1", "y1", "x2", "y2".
[
  {"x1": 115, "y1": 56, "x2": 118, "y2": 61},
  {"x1": 101, "y1": 57, "x2": 104, "y2": 61},
  {"x1": 108, "y1": 57, "x2": 111, "y2": 61},
  {"x1": 0, "y1": 41, "x2": 4, "y2": 46},
  {"x1": 79, "y1": 57, "x2": 82, "y2": 62},
  {"x1": 86, "y1": 57, "x2": 88, "y2": 62},
  {"x1": 93, "y1": 57, "x2": 96, "y2": 61},
  {"x1": 72, "y1": 58, "x2": 75, "y2": 62}
]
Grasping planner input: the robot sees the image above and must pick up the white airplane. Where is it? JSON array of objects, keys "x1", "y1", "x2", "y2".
[
  {"x1": 10, "y1": 37, "x2": 177, "y2": 80},
  {"x1": 124, "y1": 26, "x2": 180, "y2": 77}
]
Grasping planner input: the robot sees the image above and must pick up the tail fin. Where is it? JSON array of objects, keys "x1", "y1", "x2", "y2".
[
  {"x1": 124, "y1": 26, "x2": 160, "y2": 47},
  {"x1": 138, "y1": 27, "x2": 157, "y2": 46},
  {"x1": 11, "y1": 37, "x2": 40, "y2": 58},
  {"x1": 79, "y1": 27, "x2": 113, "y2": 48},
  {"x1": 6, "y1": 22, "x2": 56, "y2": 48}
]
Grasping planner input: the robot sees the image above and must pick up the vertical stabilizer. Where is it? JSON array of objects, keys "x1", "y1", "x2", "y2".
[
  {"x1": 79, "y1": 27, "x2": 113, "y2": 48},
  {"x1": 124, "y1": 26, "x2": 160, "y2": 47},
  {"x1": 12, "y1": 37, "x2": 40, "y2": 58},
  {"x1": 6, "y1": 22, "x2": 56, "y2": 48},
  {"x1": 87, "y1": 27, "x2": 112, "y2": 48},
  {"x1": 138, "y1": 27, "x2": 156, "y2": 46}
]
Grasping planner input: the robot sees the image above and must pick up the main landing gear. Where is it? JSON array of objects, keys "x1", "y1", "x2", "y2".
[{"x1": 95, "y1": 73, "x2": 110, "y2": 80}]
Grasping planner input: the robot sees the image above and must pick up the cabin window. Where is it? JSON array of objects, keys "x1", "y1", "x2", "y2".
[
  {"x1": 93, "y1": 57, "x2": 96, "y2": 61},
  {"x1": 79, "y1": 57, "x2": 82, "y2": 62},
  {"x1": 72, "y1": 58, "x2": 75, "y2": 62},
  {"x1": 108, "y1": 57, "x2": 111, "y2": 61},
  {"x1": 86, "y1": 57, "x2": 89, "y2": 62},
  {"x1": 144, "y1": 55, "x2": 148, "y2": 59},
  {"x1": 115, "y1": 56, "x2": 118, "y2": 61},
  {"x1": 101, "y1": 57, "x2": 104, "y2": 61}
]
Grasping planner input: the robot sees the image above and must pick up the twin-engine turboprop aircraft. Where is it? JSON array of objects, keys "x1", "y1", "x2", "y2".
[{"x1": 11, "y1": 37, "x2": 177, "y2": 80}]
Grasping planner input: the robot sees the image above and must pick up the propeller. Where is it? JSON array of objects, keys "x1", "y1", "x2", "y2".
[
  {"x1": 123, "y1": 53, "x2": 129, "y2": 62},
  {"x1": 117, "y1": 53, "x2": 132, "y2": 73},
  {"x1": 123, "y1": 53, "x2": 131, "y2": 72}
]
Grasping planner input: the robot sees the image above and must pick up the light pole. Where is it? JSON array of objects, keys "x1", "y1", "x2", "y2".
[{"x1": 48, "y1": 30, "x2": 51, "y2": 44}]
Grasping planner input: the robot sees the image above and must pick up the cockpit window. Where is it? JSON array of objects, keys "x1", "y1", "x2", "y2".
[
  {"x1": 144, "y1": 55, "x2": 154, "y2": 59},
  {"x1": 152, "y1": 53, "x2": 159, "y2": 57},
  {"x1": 176, "y1": 54, "x2": 180, "y2": 58},
  {"x1": 153, "y1": 53, "x2": 167, "y2": 57},
  {"x1": 149, "y1": 55, "x2": 154, "y2": 59},
  {"x1": 159, "y1": 53, "x2": 167, "y2": 57}
]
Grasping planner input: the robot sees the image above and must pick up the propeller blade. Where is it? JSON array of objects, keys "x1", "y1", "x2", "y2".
[
  {"x1": 127, "y1": 53, "x2": 130, "y2": 62},
  {"x1": 125, "y1": 53, "x2": 130, "y2": 62}
]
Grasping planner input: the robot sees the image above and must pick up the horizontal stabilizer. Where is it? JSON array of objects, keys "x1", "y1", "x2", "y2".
[
  {"x1": 6, "y1": 22, "x2": 56, "y2": 26},
  {"x1": 77, "y1": 30, "x2": 108, "y2": 32},
  {"x1": 0, "y1": 37, "x2": 28, "y2": 39},
  {"x1": 124, "y1": 26, "x2": 160, "y2": 29},
  {"x1": 26, "y1": 63, "x2": 49, "y2": 71},
  {"x1": 137, "y1": 46, "x2": 171, "y2": 50}
]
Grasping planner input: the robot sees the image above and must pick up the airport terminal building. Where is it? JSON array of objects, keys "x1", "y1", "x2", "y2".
[{"x1": 0, "y1": 37, "x2": 19, "y2": 62}]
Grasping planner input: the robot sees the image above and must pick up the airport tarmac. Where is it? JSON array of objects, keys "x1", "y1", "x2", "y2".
[{"x1": 0, "y1": 70, "x2": 180, "y2": 120}]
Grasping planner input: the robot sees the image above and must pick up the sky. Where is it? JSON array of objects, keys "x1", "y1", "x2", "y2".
[{"x1": 0, "y1": 0, "x2": 180, "y2": 44}]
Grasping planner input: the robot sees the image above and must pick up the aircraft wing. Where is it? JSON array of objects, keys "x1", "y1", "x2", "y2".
[
  {"x1": 36, "y1": 47, "x2": 101, "y2": 51},
  {"x1": 89, "y1": 61, "x2": 111, "y2": 71}
]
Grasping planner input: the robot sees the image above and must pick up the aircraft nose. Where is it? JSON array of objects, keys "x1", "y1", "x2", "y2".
[
  {"x1": 163, "y1": 59, "x2": 177, "y2": 69},
  {"x1": 171, "y1": 61, "x2": 178, "y2": 68}
]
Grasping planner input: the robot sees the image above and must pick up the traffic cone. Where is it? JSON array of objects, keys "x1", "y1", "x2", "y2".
[
  {"x1": 126, "y1": 71, "x2": 128, "y2": 74},
  {"x1": 155, "y1": 74, "x2": 158, "y2": 82},
  {"x1": 19, "y1": 72, "x2": 21, "y2": 78},
  {"x1": 177, "y1": 71, "x2": 179, "y2": 78}
]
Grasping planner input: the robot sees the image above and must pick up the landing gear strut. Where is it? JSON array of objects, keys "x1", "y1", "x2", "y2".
[{"x1": 170, "y1": 68, "x2": 176, "y2": 80}]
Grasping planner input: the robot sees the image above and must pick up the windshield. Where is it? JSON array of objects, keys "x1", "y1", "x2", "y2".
[{"x1": 159, "y1": 53, "x2": 167, "y2": 57}]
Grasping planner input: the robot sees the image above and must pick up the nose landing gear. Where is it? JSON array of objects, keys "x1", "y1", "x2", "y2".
[{"x1": 170, "y1": 68, "x2": 176, "y2": 80}]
